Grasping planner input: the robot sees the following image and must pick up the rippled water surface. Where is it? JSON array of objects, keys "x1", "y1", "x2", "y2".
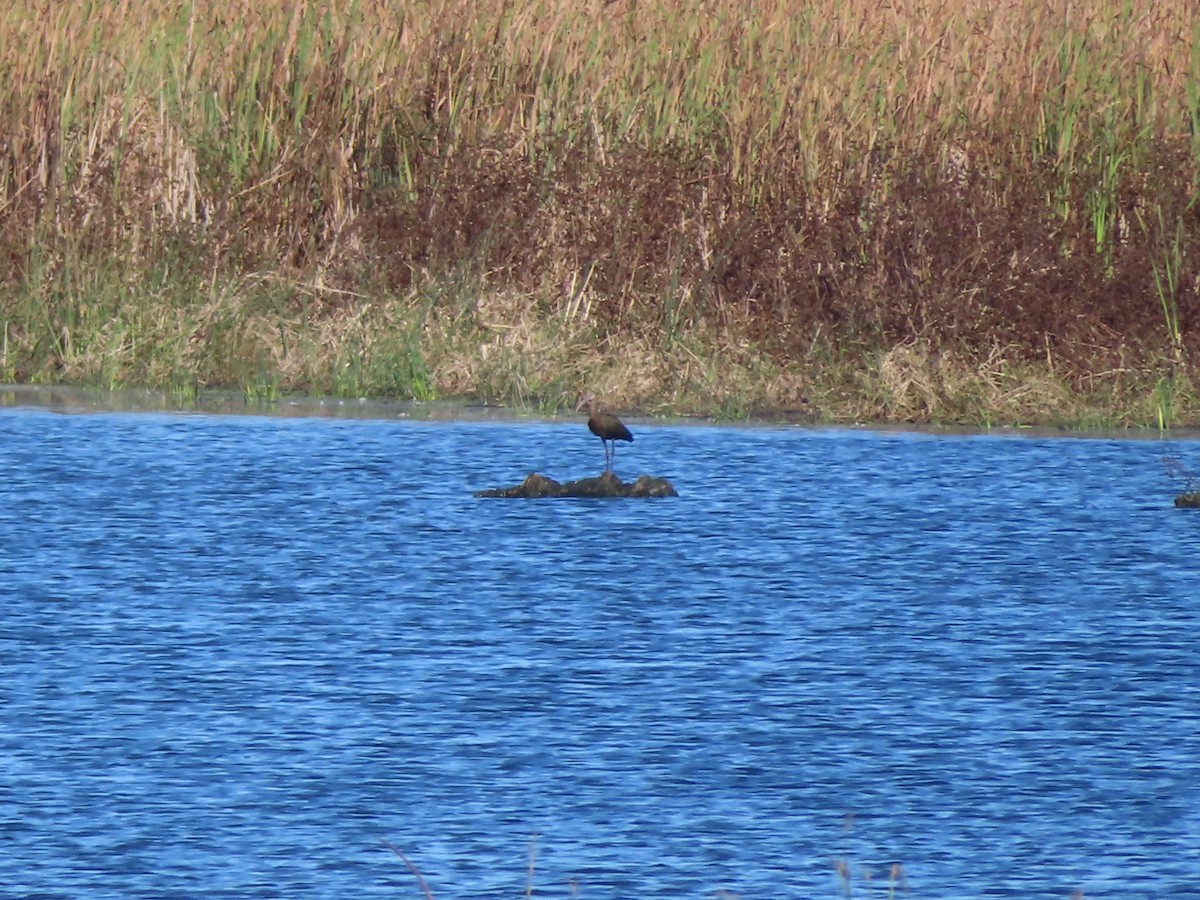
[{"x1": 2, "y1": 400, "x2": 1199, "y2": 898}]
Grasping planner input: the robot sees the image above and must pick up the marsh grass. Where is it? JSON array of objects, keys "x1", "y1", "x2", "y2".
[
  {"x1": 2, "y1": 1, "x2": 1199, "y2": 424},
  {"x1": 385, "y1": 835, "x2": 903, "y2": 899},
  {"x1": 834, "y1": 856, "x2": 909, "y2": 900}
]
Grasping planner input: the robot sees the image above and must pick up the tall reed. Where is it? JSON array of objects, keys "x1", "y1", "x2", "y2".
[{"x1": 1, "y1": 1, "x2": 1198, "y2": 422}]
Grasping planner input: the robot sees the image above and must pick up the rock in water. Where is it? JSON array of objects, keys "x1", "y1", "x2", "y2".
[{"x1": 476, "y1": 471, "x2": 677, "y2": 499}]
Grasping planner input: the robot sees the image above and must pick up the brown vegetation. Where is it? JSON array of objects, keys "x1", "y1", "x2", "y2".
[{"x1": 1, "y1": 0, "x2": 1199, "y2": 424}]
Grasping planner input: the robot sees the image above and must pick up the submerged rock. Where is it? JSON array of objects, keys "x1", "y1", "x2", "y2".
[
  {"x1": 1175, "y1": 491, "x2": 1200, "y2": 508},
  {"x1": 476, "y1": 471, "x2": 678, "y2": 499}
]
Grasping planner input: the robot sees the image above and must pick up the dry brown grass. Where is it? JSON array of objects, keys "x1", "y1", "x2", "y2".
[{"x1": 1, "y1": 1, "x2": 1199, "y2": 424}]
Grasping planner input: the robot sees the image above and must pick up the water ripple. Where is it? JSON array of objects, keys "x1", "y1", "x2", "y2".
[{"x1": 1, "y1": 410, "x2": 1198, "y2": 897}]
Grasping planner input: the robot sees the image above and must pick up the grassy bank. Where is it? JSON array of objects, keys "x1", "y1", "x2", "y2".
[{"x1": 2, "y1": 0, "x2": 1199, "y2": 425}]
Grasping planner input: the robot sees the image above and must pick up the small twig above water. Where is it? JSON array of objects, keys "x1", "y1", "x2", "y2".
[
  {"x1": 383, "y1": 840, "x2": 435, "y2": 900},
  {"x1": 1161, "y1": 453, "x2": 1200, "y2": 492},
  {"x1": 526, "y1": 832, "x2": 539, "y2": 898}
]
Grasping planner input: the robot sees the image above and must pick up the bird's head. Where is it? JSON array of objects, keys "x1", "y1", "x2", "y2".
[{"x1": 575, "y1": 391, "x2": 596, "y2": 412}]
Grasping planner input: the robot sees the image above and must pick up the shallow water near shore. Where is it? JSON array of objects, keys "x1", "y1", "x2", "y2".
[{"x1": 2, "y1": 391, "x2": 1199, "y2": 898}]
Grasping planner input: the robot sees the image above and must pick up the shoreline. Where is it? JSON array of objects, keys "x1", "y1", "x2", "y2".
[{"x1": 5, "y1": 383, "x2": 1198, "y2": 442}]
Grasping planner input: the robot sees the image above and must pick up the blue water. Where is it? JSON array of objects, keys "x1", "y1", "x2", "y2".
[{"x1": 2, "y1": 404, "x2": 1199, "y2": 899}]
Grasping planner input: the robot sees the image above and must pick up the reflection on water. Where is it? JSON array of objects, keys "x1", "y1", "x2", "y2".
[
  {"x1": 1, "y1": 398, "x2": 1199, "y2": 899},
  {"x1": 0, "y1": 384, "x2": 537, "y2": 422}
]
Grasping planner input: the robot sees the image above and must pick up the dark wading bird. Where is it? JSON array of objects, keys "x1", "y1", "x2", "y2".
[{"x1": 575, "y1": 391, "x2": 633, "y2": 471}]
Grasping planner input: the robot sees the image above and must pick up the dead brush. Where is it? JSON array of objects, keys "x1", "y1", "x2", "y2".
[{"x1": 1, "y1": 0, "x2": 1199, "y2": 423}]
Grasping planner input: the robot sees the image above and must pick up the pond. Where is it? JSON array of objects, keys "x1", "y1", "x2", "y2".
[{"x1": 1, "y1": 393, "x2": 1198, "y2": 898}]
